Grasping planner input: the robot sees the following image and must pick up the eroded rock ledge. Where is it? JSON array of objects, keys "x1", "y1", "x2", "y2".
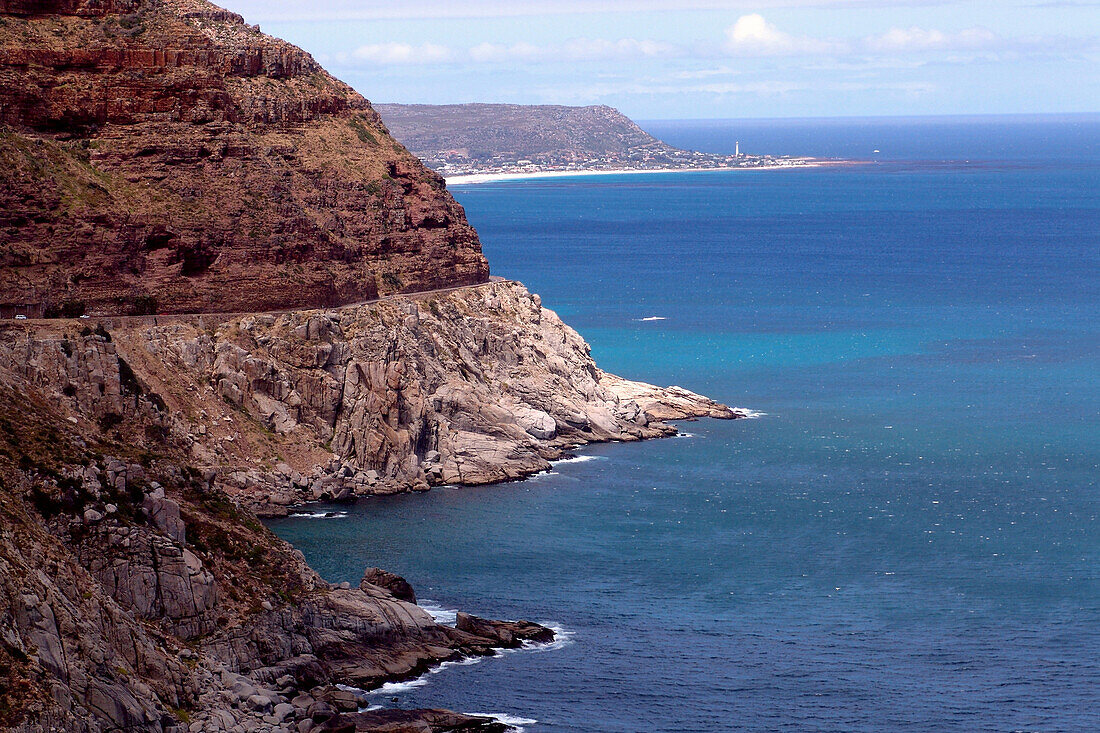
[{"x1": 0, "y1": 280, "x2": 747, "y2": 517}]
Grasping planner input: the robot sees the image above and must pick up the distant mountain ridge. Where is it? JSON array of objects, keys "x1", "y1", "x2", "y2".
[
  {"x1": 375, "y1": 103, "x2": 659, "y2": 157},
  {"x1": 376, "y1": 103, "x2": 799, "y2": 177}
]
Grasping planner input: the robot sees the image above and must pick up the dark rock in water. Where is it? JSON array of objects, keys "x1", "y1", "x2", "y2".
[
  {"x1": 361, "y1": 566, "x2": 418, "y2": 603},
  {"x1": 455, "y1": 612, "x2": 555, "y2": 647},
  {"x1": 336, "y1": 707, "x2": 509, "y2": 732}
]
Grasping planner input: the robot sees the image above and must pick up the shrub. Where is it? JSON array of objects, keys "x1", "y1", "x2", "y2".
[{"x1": 131, "y1": 295, "x2": 157, "y2": 316}]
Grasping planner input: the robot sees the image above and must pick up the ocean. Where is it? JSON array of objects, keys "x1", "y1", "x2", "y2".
[{"x1": 267, "y1": 116, "x2": 1099, "y2": 732}]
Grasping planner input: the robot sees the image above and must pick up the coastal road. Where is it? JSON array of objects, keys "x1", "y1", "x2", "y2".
[{"x1": 0, "y1": 276, "x2": 516, "y2": 332}]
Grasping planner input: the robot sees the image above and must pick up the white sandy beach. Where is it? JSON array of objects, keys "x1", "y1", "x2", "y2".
[{"x1": 445, "y1": 161, "x2": 829, "y2": 185}]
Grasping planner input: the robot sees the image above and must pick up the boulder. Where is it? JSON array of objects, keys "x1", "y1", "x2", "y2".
[
  {"x1": 360, "y1": 567, "x2": 417, "y2": 604},
  {"x1": 454, "y1": 613, "x2": 555, "y2": 647}
]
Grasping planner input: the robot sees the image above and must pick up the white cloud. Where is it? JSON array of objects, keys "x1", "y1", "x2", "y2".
[
  {"x1": 561, "y1": 37, "x2": 680, "y2": 60},
  {"x1": 350, "y1": 42, "x2": 452, "y2": 65},
  {"x1": 719, "y1": 15, "x2": 1077, "y2": 59},
  {"x1": 343, "y1": 38, "x2": 679, "y2": 67},
  {"x1": 335, "y1": 15, "x2": 1094, "y2": 70},
  {"x1": 469, "y1": 38, "x2": 678, "y2": 63},
  {"x1": 469, "y1": 42, "x2": 543, "y2": 63},
  {"x1": 862, "y1": 26, "x2": 998, "y2": 52},
  {"x1": 220, "y1": 1, "x2": 953, "y2": 23},
  {"x1": 724, "y1": 13, "x2": 849, "y2": 56},
  {"x1": 529, "y1": 77, "x2": 937, "y2": 102}
]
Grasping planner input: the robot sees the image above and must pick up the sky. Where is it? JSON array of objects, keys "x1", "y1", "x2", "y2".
[{"x1": 217, "y1": 0, "x2": 1100, "y2": 119}]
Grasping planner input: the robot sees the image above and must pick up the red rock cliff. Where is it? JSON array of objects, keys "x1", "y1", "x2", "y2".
[{"x1": 0, "y1": 0, "x2": 489, "y2": 316}]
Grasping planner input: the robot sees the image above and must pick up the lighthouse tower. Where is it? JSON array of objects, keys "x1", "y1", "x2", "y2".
[{"x1": 735, "y1": 140, "x2": 741, "y2": 157}]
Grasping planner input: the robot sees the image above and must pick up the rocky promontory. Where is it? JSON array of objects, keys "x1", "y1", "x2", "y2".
[
  {"x1": 0, "y1": 2, "x2": 750, "y2": 731},
  {"x1": 0, "y1": 380, "x2": 553, "y2": 731},
  {"x1": 0, "y1": 279, "x2": 744, "y2": 518},
  {"x1": 0, "y1": 283, "x2": 744, "y2": 731}
]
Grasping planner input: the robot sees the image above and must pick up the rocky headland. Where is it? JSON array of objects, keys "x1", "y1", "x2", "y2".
[
  {"x1": 375, "y1": 102, "x2": 815, "y2": 178},
  {"x1": 0, "y1": 279, "x2": 742, "y2": 518},
  {"x1": 0, "y1": 1, "x2": 747, "y2": 731}
]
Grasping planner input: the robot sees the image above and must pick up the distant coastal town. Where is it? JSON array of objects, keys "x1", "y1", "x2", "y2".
[
  {"x1": 425, "y1": 144, "x2": 814, "y2": 177},
  {"x1": 375, "y1": 103, "x2": 821, "y2": 180}
]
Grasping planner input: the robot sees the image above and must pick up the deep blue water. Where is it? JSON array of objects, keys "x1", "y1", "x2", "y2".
[{"x1": 268, "y1": 117, "x2": 1099, "y2": 732}]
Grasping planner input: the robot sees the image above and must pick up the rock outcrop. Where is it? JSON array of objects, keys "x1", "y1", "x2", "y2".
[
  {"x1": 0, "y1": 0, "x2": 487, "y2": 318},
  {"x1": 0, "y1": 2, "x2": 751, "y2": 731},
  {"x1": 0, "y1": 368, "x2": 556, "y2": 732},
  {"x1": 0, "y1": 280, "x2": 745, "y2": 516},
  {"x1": 361, "y1": 568, "x2": 417, "y2": 605},
  {"x1": 455, "y1": 613, "x2": 556, "y2": 648}
]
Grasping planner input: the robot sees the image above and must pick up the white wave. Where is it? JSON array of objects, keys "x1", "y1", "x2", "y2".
[
  {"x1": 366, "y1": 623, "x2": 574, "y2": 701},
  {"x1": 290, "y1": 510, "x2": 348, "y2": 519},
  {"x1": 523, "y1": 623, "x2": 575, "y2": 653},
  {"x1": 492, "y1": 623, "x2": 575, "y2": 656},
  {"x1": 469, "y1": 712, "x2": 539, "y2": 731},
  {"x1": 731, "y1": 408, "x2": 767, "y2": 419},
  {"x1": 369, "y1": 655, "x2": 487, "y2": 696},
  {"x1": 370, "y1": 676, "x2": 431, "y2": 695},
  {"x1": 418, "y1": 601, "x2": 457, "y2": 626},
  {"x1": 674, "y1": 432, "x2": 696, "y2": 439},
  {"x1": 635, "y1": 316, "x2": 667, "y2": 322},
  {"x1": 527, "y1": 470, "x2": 560, "y2": 480},
  {"x1": 550, "y1": 454, "x2": 607, "y2": 465}
]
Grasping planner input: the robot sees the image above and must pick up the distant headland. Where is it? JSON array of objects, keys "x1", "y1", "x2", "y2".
[{"x1": 375, "y1": 103, "x2": 830, "y2": 182}]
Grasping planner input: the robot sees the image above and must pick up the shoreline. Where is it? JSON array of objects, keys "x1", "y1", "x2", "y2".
[
  {"x1": 445, "y1": 159, "x2": 849, "y2": 185},
  {"x1": 267, "y1": 411, "x2": 761, "y2": 518}
]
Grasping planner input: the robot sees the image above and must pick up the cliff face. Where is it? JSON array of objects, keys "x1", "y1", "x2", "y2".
[
  {"x1": 0, "y1": 366, "x2": 546, "y2": 732},
  {"x1": 0, "y1": 281, "x2": 741, "y2": 516},
  {"x1": 0, "y1": 0, "x2": 488, "y2": 317},
  {"x1": 0, "y1": 282, "x2": 742, "y2": 731},
  {"x1": 0, "y1": 3, "x2": 748, "y2": 731}
]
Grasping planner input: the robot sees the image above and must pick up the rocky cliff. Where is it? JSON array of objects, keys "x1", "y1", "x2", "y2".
[
  {"x1": 0, "y1": 280, "x2": 744, "y2": 731},
  {"x1": 0, "y1": 0, "x2": 487, "y2": 318},
  {"x1": 0, "y1": 2, "x2": 749, "y2": 731},
  {"x1": 0, "y1": 362, "x2": 551, "y2": 732},
  {"x1": 0, "y1": 280, "x2": 742, "y2": 517}
]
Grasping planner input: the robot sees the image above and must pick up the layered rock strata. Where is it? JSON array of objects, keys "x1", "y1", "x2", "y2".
[
  {"x1": 0, "y1": 280, "x2": 743, "y2": 516},
  {"x1": 0, "y1": 0, "x2": 488, "y2": 318}
]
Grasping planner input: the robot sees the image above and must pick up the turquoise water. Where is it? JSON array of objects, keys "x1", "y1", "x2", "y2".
[{"x1": 268, "y1": 117, "x2": 1099, "y2": 732}]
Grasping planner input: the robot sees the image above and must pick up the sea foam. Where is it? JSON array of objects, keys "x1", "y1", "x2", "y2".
[
  {"x1": 551, "y1": 454, "x2": 608, "y2": 465},
  {"x1": 418, "y1": 601, "x2": 458, "y2": 626},
  {"x1": 289, "y1": 510, "x2": 348, "y2": 519},
  {"x1": 468, "y1": 712, "x2": 539, "y2": 731}
]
